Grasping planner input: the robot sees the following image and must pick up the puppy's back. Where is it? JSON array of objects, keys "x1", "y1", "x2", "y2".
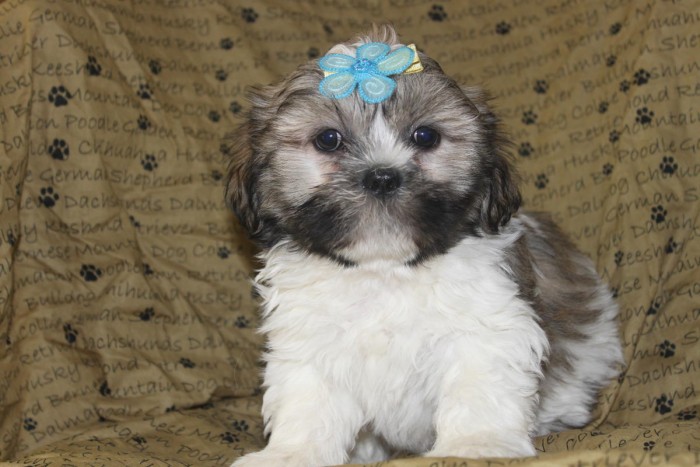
[{"x1": 514, "y1": 212, "x2": 623, "y2": 434}]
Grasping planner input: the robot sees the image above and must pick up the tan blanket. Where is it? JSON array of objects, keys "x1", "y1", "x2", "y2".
[{"x1": 0, "y1": 0, "x2": 698, "y2": 465}]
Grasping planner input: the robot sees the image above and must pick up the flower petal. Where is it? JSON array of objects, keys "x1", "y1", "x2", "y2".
[
  {"x1": 319, "y1": 72, "x2": 357, "y2": 99},
  {"x1": 357, "y1": 42, "x2": 390, "y2": 61},
  {"x1": 376, "y1": 46, "x2": 415, "y2": 76},
  {"x1": 319, "y1": 54, "x2": 356, "y2": 72},
  {"x1": 358, "y1": 75, "x2": 396, "y2": 104}
]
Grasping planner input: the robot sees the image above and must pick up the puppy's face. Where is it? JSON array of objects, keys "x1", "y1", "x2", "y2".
[{"x1": 226, "y1": 35, "x2": 520, "y2": 266}]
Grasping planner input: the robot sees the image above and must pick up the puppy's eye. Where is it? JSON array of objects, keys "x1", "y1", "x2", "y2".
[
  {"x1": 314, "y1": 129, "x2": 343, "y2": 152},
  {"x1": 412, "y1": 127, "x2": 440, "y2": 148}
]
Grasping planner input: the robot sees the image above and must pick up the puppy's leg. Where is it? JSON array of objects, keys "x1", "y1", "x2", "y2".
[
  {"x1": 348, "y1": 430, "x2": 392, "y2": 463},
  {"x1": 425, "y1": 341, "x2": 539, "y2": 459},
  {"x1": 233, "y1": 364, "x2": 362, "y2": 467}
]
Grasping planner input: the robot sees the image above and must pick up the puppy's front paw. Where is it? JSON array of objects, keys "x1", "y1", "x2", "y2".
[
  {"x1": 425, "y1": 434, "x2": 536, "y2": 459},
  {"x1": 231, "y1": 449, "x2": 323, "y2": 467}
]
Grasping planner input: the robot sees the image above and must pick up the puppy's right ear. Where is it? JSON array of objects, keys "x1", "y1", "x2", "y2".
[{"x1": 224, "y1": 122, "x2": 262, "y2": 239}]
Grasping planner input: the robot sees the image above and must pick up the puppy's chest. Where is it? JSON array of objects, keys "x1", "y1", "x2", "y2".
[
  {"x1": 302, "y1": 277, "x2": 443, "y2": 415},
  {"x1": 264, "y1": 263, "x2": 467, "y2": 386}
]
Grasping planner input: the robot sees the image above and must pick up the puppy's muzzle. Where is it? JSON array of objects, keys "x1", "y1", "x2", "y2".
[{"x1": 362, "y1": 167, "x2": 402, "y2": 197}]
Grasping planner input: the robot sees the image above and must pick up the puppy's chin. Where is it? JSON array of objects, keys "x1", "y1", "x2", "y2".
[{"x1": 336, "y1": 228, "x2": 419, "y2": 267}]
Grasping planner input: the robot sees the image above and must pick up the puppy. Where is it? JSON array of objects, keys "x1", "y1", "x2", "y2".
[{"x1": 226, "y1": 25, "x2": 623, "y2": 466}]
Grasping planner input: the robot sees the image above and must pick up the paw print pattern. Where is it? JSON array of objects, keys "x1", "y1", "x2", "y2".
[
  {"x1": 606, "y1": 55, "x2": 617, "y2": 67},
  {"x1": 229, "y1": 101, "x2": 242, "y2": 114},
  {"x1": 620, "y1": 80, "x2": 631, "y2": 93},
  {"x1": 428, "y1": 4, "x2": 447, "y2": 22},
  {"x1": 241, "y1": 7, "x2": 258, "y2": 23},
  {"x1": 149, "y1": 59, "x2": 162, "y2": 75},
  {"x1": 180, "y1": 357, "x2": 195, "y2": 368},
  {"x1": 215, "y1": 69, "x2": 228, "y2": 81},
  {"x1": 533, "y1": 80, "x2": 548, "y2": 94},
  {"x1": 522, "y1": 110, "x2": 538, "y2": 125},
  {"x1": 634, "y1": 69, "x2": 651, "y2": 86},
  {"x1": 609, "y1": 130, "x2": 620, "y2": 143},
  {"x1": 636, "y1": 107, "x2": 655, "y2": 125},
  {"x1": 658, "y1": 340, "x2": 676, "y2": 358},
  {"x1": 38, "y1": 187, "x2": 59, "y2": 208},
  {"x1": 534, "y1": 174, "x2": 549, "y2": 190},
  {"x1": 651, "y1": 205, "x2": 667, "y2": 223},
  {"x1": 609, "y1": 22, "x2": 622, "y2": 35},
  {"x1": 23, "y1": 418, "x2": 38, "y2": 431},
  {"x1": 99, "y1": 381, "x2": 112, "y2": 396},
  {"x1": 647, "y1": 297, "x2": 662, "y2": 315},
  {"x1": 48, "y1": 138, "x2": 70, "y2": 160},
  {"x1": 220, "y1": 37, "x2": 234, "y2": 50},
  {"x1": 48, "y1": 85, "x2": 72, "y2": 107},
  {"x1": 614, "y1": 251, "x2": 623, "y2": 266},
  {"x1": 232, "y1": 420, "x2": 249, "y2": 432},
  {"x1": 495, "y1": 21, "x2": 512, "y2": 35},
  {"x1": 235, "y1": 316, "x2": 250, "y2": 328},
  {"x1": 137, "y1": 83, "x2": 152, "y2": 100},
  {"x1": 643, "y1": 441, "x2": 655, "y2": 451},
  {"x1": 660, "y1": 156, "x2": 678, "y2": 175},
  {"x1": 665, "y1": 237, "x2": 678, "y2": 254},
  {"x1": 80, "y1": 264, "x2": 103, "y2": 282},
  {"x1": 63, "y1": 323, "x2": 79, "y2": 344},
  {"x1": 86, "y1": 56, "x2": 102, "y2": 76},
  {"x1": 654, "y1": 394, "x2": 674, "y2": 415},
  {"x1": 141, "y1": 154, "x2": 158, "y2": 171},
  {"x1": 137, "y1": 115, "x2": 151, "y2": 130},
  {"x1": 307, "y1": 47, "x2": 320, "y2": 59},
  {"x1": 221, "y1": 432, "x2": 239, "y2": 443},
  {"x1": 602, "y1": 163, "x2": 614, "y2": 176},
  {"x1": 217, "y1": 246, "x2": 231, "y2": 259},
  {"x1": 677, "y1": 408, "x2": 697, "y2": 421},
  {"x1": 518, "y1": 142, "x2": 534, "y2": 157},
  {"x1": 598, "y1": 101, "x2": 609, "y2": 114},
  {"x1": 209, "y1": 110, "x2": 221, "y2": 123},
  {"x1": 139, "y1": 307, "x2": 155, "y2": 321}
]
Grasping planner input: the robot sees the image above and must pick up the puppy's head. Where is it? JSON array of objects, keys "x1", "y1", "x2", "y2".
[{"x1": 226, "y1": 25, "x2": 520, "y2": 267}]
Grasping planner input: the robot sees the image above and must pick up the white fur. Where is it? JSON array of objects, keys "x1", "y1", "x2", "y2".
[
  {"x1": 366, "y1": 113, "x2": 413, "y2": 167},
  {"x1": 230, "y1": 29, "x2": 621, "y2": 464},
  {"x1": 233, "y1": 223, "x2": 550, "y2": 466}
]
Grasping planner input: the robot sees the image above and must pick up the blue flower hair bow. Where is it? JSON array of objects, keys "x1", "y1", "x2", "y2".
[{"x1": 318, "y1": 42, "x2": 418, "y2": 104}]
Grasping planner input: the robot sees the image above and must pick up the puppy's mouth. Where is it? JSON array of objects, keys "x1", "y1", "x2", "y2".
[{"x1": 283, "y1": 172, "x2": 422, "y2": 267}]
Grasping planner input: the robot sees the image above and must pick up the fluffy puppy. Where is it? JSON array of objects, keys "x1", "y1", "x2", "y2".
[{"x1": 226, "y1": 25, "x2": 623, "y2": 466}]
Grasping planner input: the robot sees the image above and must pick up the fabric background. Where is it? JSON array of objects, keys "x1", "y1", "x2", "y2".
[{"x1": 0, "y1": 0, "x2": 699, "y2": 465}]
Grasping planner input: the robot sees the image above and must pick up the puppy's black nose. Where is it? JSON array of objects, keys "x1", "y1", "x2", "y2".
[{"x1": 362, "y1": 168, "x2": 402, "y2": 197}]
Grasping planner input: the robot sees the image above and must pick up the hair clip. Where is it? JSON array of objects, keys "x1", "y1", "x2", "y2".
[{"x1": 319, "y1": 42, "x2": 423, "y2": 104}]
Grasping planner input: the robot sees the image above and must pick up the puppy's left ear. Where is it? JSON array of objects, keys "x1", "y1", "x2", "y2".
[
  {"x1": 483, "y1": 145, "x2": 521, "y2": 234},
  {"x1": 463, "y1": 87, "x2": 522, "y2": 234}
]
